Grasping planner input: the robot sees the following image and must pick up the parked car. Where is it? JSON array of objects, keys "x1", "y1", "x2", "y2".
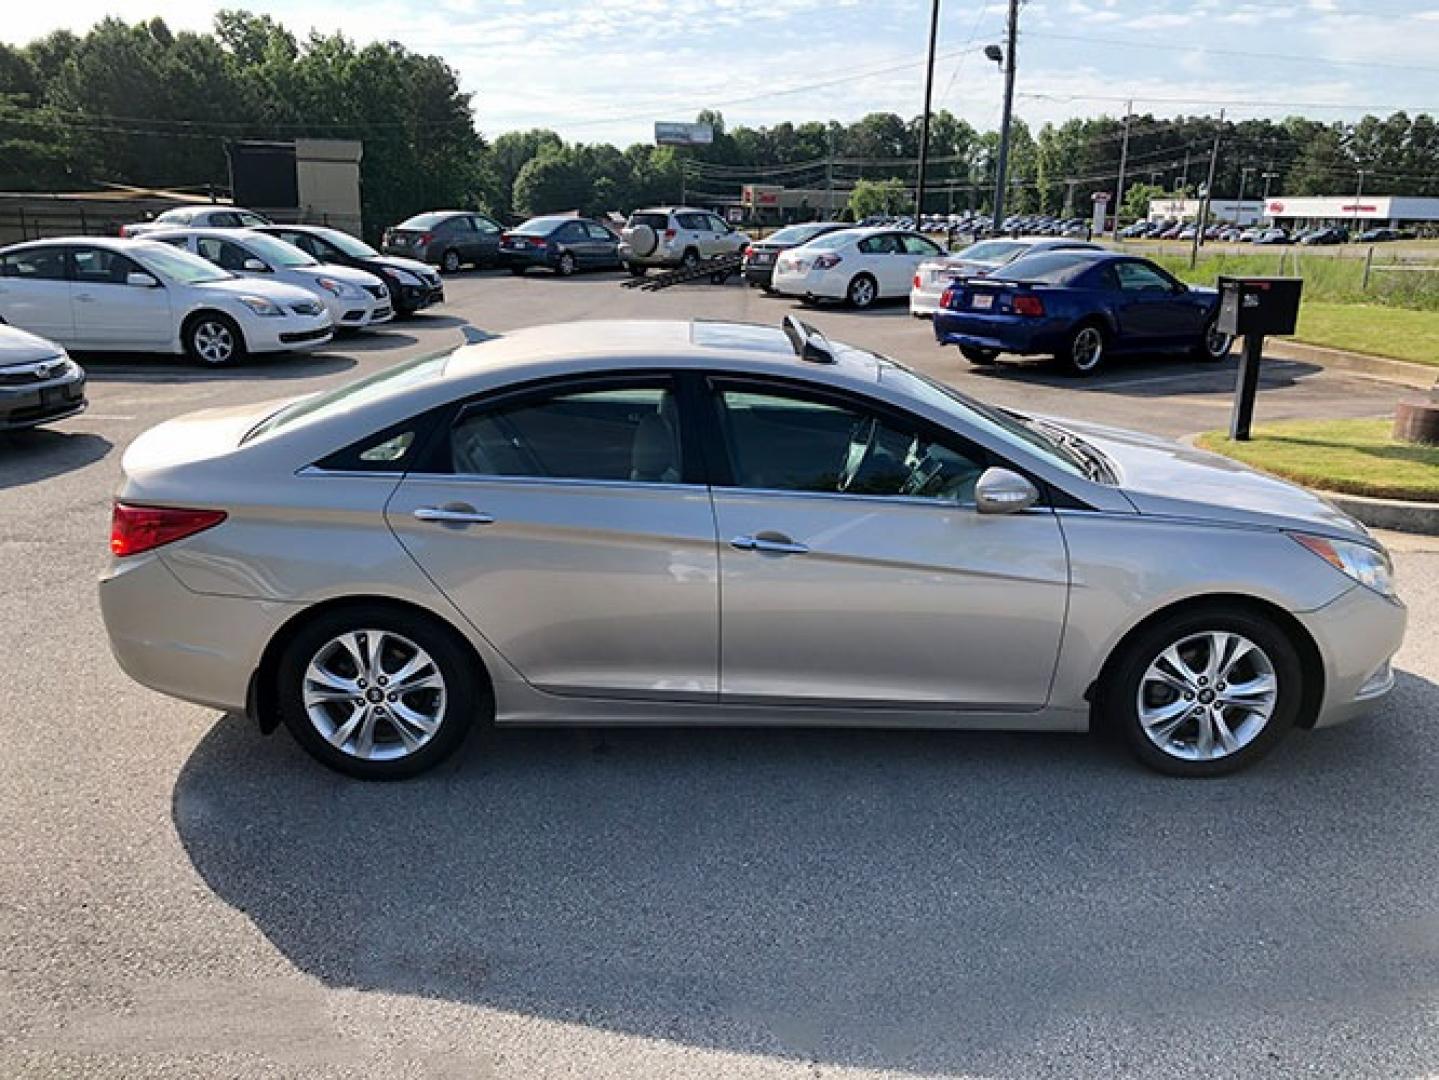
[
  {"x1": 254, "y1": 224, "x2": 444, "y2": 315},
  {"x1": 1356, "y1": 227, "x2": 1402, "y2": 243},
  {"x1": 99, "y1": 315, "x2": 1405, "y2": 780},
  {"x1": 1252, "y1": 228, "x2": 1289, "y2": 246},
  {"x1": 619, "y1": 207, "x2": 750, "y2": 274},
  {"x1": 149, "y1": 228, "x2": 391, "y2": 331},
  {"x1": 741, "y1": 221, "x2": 849, "y2": 290},
  {"x1": 120, "y1": 205, "x2": 271, "y2": 238},
  {"x1": 1301, "y1": 227, "x2": 1348, "y2": 246},
  {"x1": 933, "y1": 249, "x2": 1232, "y2": 375},
  {"x1": 496, "y1": 216, "x2": 623, "y2": 276},
  {"x1": 910, "y1": 236, "x2": 1102, "y2": 317},
  {"x1": 381, "y1": 211, "x2": 503, "y2": 273},
  {"x1": 0, "y1": 324, "x2": 86, "y2": 431},
  {"x1": 771, "y1": 227, "x2": 946, "y2": 309},
  {"x1": 0, "y1": 238, "x2": 332, "y2": 365}
]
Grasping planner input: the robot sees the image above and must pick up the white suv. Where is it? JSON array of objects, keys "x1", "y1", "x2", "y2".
[{"x1": 619, "y1": 207, "x2": 749, "y2": 274}]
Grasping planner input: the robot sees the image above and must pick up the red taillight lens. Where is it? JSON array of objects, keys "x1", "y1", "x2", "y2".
[
  {"x1": 1013, "y1": 294, "x2": 1045, "y2": 317},
  {"x1": 743, "y1": 245, "x2": 754, "y2": 257},
  {"x1": 110, "y1": 502, "x2": 227, "y2": 558},
  {"x1": 814, "y1": 253, "x2": 842, "y2": 270},
  {"x1": 419, "y1": 232, "x2": 433, "y2": 245},
  {"x1": 913, "y1": 273, "x2": 922, "y2": 289},
  {"x1": 663, "y1": 228, "x2": 676, "y2": 241},
  {"x1": 940, "y1": 287, "x2": 955, "y2": 308}
]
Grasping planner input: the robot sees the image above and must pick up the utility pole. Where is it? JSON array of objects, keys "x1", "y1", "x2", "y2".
[
  {"x1": 1353, "y1": 167, "x2": 1367, "y2": 232},
  {"x1": 989, "y1": 0, "x2": 1020, "y2": 231},
  {"x1": 914, "y1": 0, "x2": 942, "y2": 222},
  {"x1": 826, "y1": 127, "x2": 835, "y2": 216},
  {"x1": 1235, "y1": 165, "x2": 1253, "y2": 224},
  {"x1": 1189, "y1": 108, "x2": 1223, "y2": 267},
  {"x1": 1261, "y1": 169, "x2": 1278, "y2": 201},
  {"x1": 1062, "y1": 178, "x2": 1078, "y2": 218},
  {"x1": 1180, "y1": 148, "x2": 1191, "y2": 193},
  {"x1": 1112, "y1": 100, "x2": 1132, "y2": 238}
]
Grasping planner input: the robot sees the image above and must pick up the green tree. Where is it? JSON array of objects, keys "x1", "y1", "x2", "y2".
[{"x1": 848, "y1": 177, "x2": 908, "y2": 218}]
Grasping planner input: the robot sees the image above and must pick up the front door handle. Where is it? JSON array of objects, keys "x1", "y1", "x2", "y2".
[
  {"x1": 413, "y1": 504, "x2": 494, "y2": 526},
  {"x1": 731, "y1": 533, "x2": 809, "y2": 555}
]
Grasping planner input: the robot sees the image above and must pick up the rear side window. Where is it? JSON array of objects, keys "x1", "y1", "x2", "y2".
[
  {"x1": 585, "y1": 222, "x2": 615, "y2": 241},
  {"x1": 449, "y1": 383, "x2": 682, "y2": 484},
  {"x1": 676, "y1": 213, "x2": 709, "y2": 230},
  {"x1": 70, "y1": 247, "x2": 144, "y2": 284},
  {"x1": 628, "y1": 212, "x2": 670, "y2": 231},
  {"x1": 0, "y1": 248, "x2": 67, "y2": 280}
]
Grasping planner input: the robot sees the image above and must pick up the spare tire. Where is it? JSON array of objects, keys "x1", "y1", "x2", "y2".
[{"x1": 626, "y1": 224, "x2": 658, "y2": 258}]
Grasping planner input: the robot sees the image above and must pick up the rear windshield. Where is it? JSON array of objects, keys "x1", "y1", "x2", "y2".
[
  {"x1": 803, "y1": 230, "x2": 854, "y2": 251},
  {"x1": 245, "y1": 352, "x2": 450, "y2": 443},
  {"x1": 628, "y1": 212, "x2": 669, "y2": 230},
  {"x1": 955, "y1": 240, "x2": 1029, "y2": 264},
  {"x1": 155, "y1": 207, "x2": 197, "y2": 224},
  {"x1": 397, "y1": 213, "x2": 453, "y2": 231},
  {"x1": 767, "y1": 223, "x2": 837, "y2": 246},
  {"x1": 515, "y1": 216, "x2": 570, "y2": 234},
  {"x1": 991, "y1": 252, "x2": 1100, "y2": 285}
]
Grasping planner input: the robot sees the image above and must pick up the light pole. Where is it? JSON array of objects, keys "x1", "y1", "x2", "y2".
[
  {"x1": 914, "y1": 0, "x2": 942, "y2": 222},
  {"x1": 986, "y1": 0, "x2": 1020, "y2": 233},
  {"x1": 1235, "y1": 166, "x2": 1253, "y2": 225}
]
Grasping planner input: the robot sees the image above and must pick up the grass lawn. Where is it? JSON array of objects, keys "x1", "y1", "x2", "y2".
[
  {"x1": 1197, "y1": 418, "x2": 1439, "y2": 502},
  {"x1": 1290, "y1": 302, "x2": 1439, "y2": 368}
]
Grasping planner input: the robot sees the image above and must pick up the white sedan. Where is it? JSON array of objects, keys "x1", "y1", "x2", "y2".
[
  {"x1": 771, "y1": 227, "x2": 946, "y2": 309},
  {"x1": 0, "y1": 238, "x2": 333, "y2": 365},
  {"x1": 149, "y1": 228, "x2": 392, "y2": 331},
  {"x1": 909, "y1": 237, "x2": 1103, "y2": 316}
]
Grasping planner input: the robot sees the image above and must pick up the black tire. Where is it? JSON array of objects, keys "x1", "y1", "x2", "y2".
[
  {"x1": 846, "y1": 273, "x2": 879, "y2": 309},
  {"x1": 627, "y1": 263, "x2": 647, "y2": 278},
  {"x1": 276, "y1": 605, "x2": 486, "y2": 780},
  {"x1": 1193, "y1": 315, "x2": 1234, "y2": 362},
  {"x1": 1102, "y1": 604, "x2": 1303, "y2": 778},
  {"x1": 1057, "y1": 321, "x2": 1106, "y2": 376},
  {"x1": 509, "y1": 266, "x2": 527, "y2": 276},
  {"x1": 183, "y1": 311, "x2": 246, "y2": 367},
  {"x1": 959, "y1": 345, "x2": 1000, "y2": 365},
  {"x1": 557, "y1": 251, "x2": 577, "y2": 276},
  {"x1": 440, "y1": 249, "x2": 462, "y2": 274},
  {"x1": 681, "y1": 248, "x2": 701, "y2": 270}
]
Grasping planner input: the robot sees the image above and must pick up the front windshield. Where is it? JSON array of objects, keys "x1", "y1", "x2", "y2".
[
  {"x1": 131, "y1": 243, "x2": 233, "y2": 284},
  {"x1": 245, "y1": 352, "x2": 450, "y2": 442},
  {"x1": 318, "y1": 228, "x2": 378, "y2": 258},
  {"x1": 241, "y1": 233, "x2": 318, "y2": 268},
  {"x1": 879, "y1": 363, "x2": 1092, "y2": 481}
]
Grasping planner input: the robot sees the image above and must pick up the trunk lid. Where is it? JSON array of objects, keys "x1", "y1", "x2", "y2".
[{"x1": 121, "y1": 398, "x2": 296, "y2": 481}]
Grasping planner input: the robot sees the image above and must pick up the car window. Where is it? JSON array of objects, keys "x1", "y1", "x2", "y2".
[
  {"x1": 858, "y1": 234, "x2": 902, "y2": 255},
  {"x1": 398, "y1": 212, "x2": 451, "y2": 231},
  {"x1": 238, "y1": 232, "x2": 318, "y2": 268},
  {"x1": 1113, "y1": 261, "x2": 1174, "y2": 292},
  {"x1": 198, "y1": 237, "x2": 255, "y2": 272},
  {"x1": 706, "y1": 215, "x2": 729, "y2": 233},
  {"x1": 449, "y1": 383, "x2": 682, "y2": 484},
  {"x1": 0, "y1": 248, "x2": 68, "y2": 280},
  {"x1": 901, "y1": 234, "x2": 942, "y2": 255},
  {"x1": 70, "y1": 247, "x2": 144, "y2": 284},
  {"x1": 628, "y1": 212, "x2": 669, "y2": 231},
  {"x1": 471, "y1": 215, "x2": 500, "y2": 235},
  {"x1": 130, "y1": 242, "x2": 233, "y2": 284},
  {"x1": 955, "y1": 240, "x2": 1029, "y2": 263},
  {"x1": 713, "y1": 385, "x2": 985, "y2": 502},
  {"x1": 585, "y1": 222, "x2": 615, "y2": 241},
  {"x1": 237, "y1": 211, "x2": 268, "y2": 227},
  {"x1": 283, "y1": 232, "x2": 327, "y2": 260},
  {"x1": 991, "y1": 252, "x2": 1101, "y2": 285},
  {"x1": 449, "y1": 216, "x2": 476, "y2": 234},
  {"x1": 676, "y1": 213, "x2": 709, "y2": 231},
  {"x1": 209, "y1": 211, "x2": 241, "y2": 228},
  {"x1": 556, "y1": 221, "x2": 587, "y2": 242}
]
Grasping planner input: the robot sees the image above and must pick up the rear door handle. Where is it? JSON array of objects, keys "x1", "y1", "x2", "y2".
[
  {"x1": 731, "y1": 534, "x2": 809, "y2": 555},
  {"x1": 413, "y1": 505, "x2": 494, "y2": 526}
]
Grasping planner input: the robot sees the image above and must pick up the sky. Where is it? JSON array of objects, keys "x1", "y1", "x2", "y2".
[{"x1": 5, "y1": 0, "x2": 1439, "y2": 144}]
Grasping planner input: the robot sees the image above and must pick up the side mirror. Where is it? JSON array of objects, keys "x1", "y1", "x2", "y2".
[
  {"x1": 975, "y1": 467, "x2": 1040, "y2": 515},
  {"x1": 242, "y1": 258, "x2": 268, "y2": 272},
  {"x1": 126, "y1": 272, "x2": 159, "y2": 288}
]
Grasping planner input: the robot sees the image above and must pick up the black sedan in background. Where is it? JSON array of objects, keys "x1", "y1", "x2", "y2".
[
  {"x1": 742, "y1": 221, "x2": 849, "y2": 290},
  {"x1": 497, "y1": 216, "x2": 623, "y2": 276},
  {"x1": 255, "y1": 224, "x2": 445, "y2": 316}
]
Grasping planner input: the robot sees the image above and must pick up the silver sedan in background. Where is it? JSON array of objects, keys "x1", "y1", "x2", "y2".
[{"x1": 100, "y1": 317, "x2": 1405, "y2": 779}]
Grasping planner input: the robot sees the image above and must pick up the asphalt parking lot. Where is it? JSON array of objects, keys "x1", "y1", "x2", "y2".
[{"x1": 3, "y1": 268, "x2": 1438, "y2": 1079}]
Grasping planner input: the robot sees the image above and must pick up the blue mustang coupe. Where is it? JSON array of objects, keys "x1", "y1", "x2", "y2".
[{"x1": 932, "y1": 249, "x2": 1234, "y2": 375}]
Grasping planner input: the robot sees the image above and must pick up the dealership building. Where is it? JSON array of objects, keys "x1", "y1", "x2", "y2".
[{"x1": 1148, "y1": 193, "x2": 1439, "y2": 229}]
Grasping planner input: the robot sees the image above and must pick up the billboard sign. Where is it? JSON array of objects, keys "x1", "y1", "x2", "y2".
[{"x1": 655, "y1": 122, "x2": 714, "y2": 147}]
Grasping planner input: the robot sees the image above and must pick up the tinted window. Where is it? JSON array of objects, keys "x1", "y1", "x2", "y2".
[
  {"x1": 471, "y1": 215, "x2": 500, "y2": 235},
  {"x1": 556, "y1": 221, "x2": 587, "y2": 242},
  {"x1": 0, "y1": 248, "x2": 67, "y2": 280},
  {"x1": 715, "y1": 386, "x2": 985, "y2": 502},
  {"x1": 197, "y1": 237, "x2": 255, "y2": 272},
  {"x1": 585, "y1": 222, "x2": 616, "y2": 241},
  {"x1": 628, "y1": 212, "x2": 670, "y2": 231},
  {"x1": 1113, "y1": 261, "x2": 1175, "y2": 291},
  {"x1": 209, "y1": 211, "x2": 241, "y2": 228},
  {"x1": 991, "y1": 252, "x2": 1101, "y2": 285},
  {"x1": 70, "y1": 247, "x2": 144, "y2": 284},
  {"x1": 398, "y1": 212, "x2": 454, "y2": 231},
  {"x1": 236, "y1": 211, "x2": 269, "y2": 227},
  {"x1": 858, "y1": 234, "x2": 902, "y2": 254},
  {"x1": 676, "y1": 213, "x2": 709, "y2": 230},
  {"x1": 279, "y1": 231, "x2": 327, "y2": 259},
  {"x1": 901, "y1": 234, "x2": 942, "y2": 255},
  {"x1": 767, "y1": 224, "x2": 837, "y2": 245},
  {"x1": 450, "y1": 384, "x2": 682, "y2": 484}
]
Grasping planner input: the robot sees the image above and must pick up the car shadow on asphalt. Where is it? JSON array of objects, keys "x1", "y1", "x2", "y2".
[
  {"x1": 965, "y1": 354, "x2": 1324, "y2": 396},
  {"x1": 0, "y1": 428, "x2": 111, "y2": 488},
  {"x1": 172, "y1": 671, "x2": 1439, "y2": 1076},
  {"x1": 73, "y1": 352, "x2": 358, "y2": 382}
]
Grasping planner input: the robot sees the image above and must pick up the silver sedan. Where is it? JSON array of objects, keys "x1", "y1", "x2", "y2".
[{"x1": 101, "y1": 317, "x2": 1406, "y2": 779}]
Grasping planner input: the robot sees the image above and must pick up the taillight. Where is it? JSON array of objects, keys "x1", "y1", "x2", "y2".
[
  {"x1": 743, "y1": 245, "x2": 754, "y2": 257},
  {"x1": 663, "y1": 228, "x2": 676, "y2": 241},
  {"x1": 940, "y1": 287, "x2": 955, "y2": 308},
  {"x1": 814, "y1": 253, "x2": 842, "y2": 270},
  {"x1": 913, "y1": 273, "x2": 922, "y2": 289},
  {"x1": 419, "y1": 232, "x2": 433, "y2": 246},
  {"x1": 110, "y1": 502, "x2": 227, "y2": 558},
  {"x1": 118, "y1": 224, "x2": 131, "y2": 237},
  {"x1": 1012, "y1": 294, "x2": 1045, "y2": 317}
]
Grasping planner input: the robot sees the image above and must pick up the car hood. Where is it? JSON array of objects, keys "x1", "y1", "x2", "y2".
[
  {"x1": 192, "y1": 276, "x2": 324, "y2": 306},
  {"x1": 1050, "y1": 416, "x2": 1370, "y2": 542},
  {"x1": 0, "y1": 324, "x2": 66, "y2": 366},
  {"x1": 368, "y1": 254, "x2": 436, "y2": 278},
  {"x1": 309, "y1": 264, "x2": 385, "y2": 289}
]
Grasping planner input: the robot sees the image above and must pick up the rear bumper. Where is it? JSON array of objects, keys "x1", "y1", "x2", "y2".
[
  {"x1": 1297, "y1": 585, "x2": 1408, "y2": 729},
  {"x1": 771, "y1": 268, "x2": 846, "y2": 300},
  {"x1": 497, "y1": 249, "x2": 555, "y2": 270},
  {"x1": 933, "y1": 310, "x2": 1067, "y2": 355},
  {"x1": 743, "y1": 263, "x2": 776, "y2": 287}
]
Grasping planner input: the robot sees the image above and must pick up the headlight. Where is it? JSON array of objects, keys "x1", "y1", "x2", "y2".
[
  {"x1": 382, "y1": 267, "x2": 421, "y2": 287},
  {"x1": 316, "y1": 276, "x2": 361, "y2": 298},
  {"x1": 235, "y1": 295, "x2": 283, "y2": 317},
  {"x1": 1291, "y1": 533, "x2": 1396, "y2": 598}
]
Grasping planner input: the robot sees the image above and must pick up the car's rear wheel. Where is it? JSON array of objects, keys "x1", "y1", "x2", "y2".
[
  {"x1": 276, "y1": 605, "x2": 484, "y2": 779},
  {"x1": 1104, "y1": 606, "x2": 1302, "y2": 777},
  {"x1": 557, "y1": 251, "x2": 576, "y2": 276},
  {"x1": 626, "y1": 263, "x2": 647, "y2": 278},
  {"x1": 1194, "y1": 316, "x2": 1234, "y2": 362},
  {"x1": 440, "y1": 249, "x2": 461, "y2": 274},
  {"x1": 681, "y1": 248, "x2": 701, "y2": 271},
  {"x1": 959, "y1": 345, "x2": 999, "y2": 365},
  {"x1": 847, "y1": 273, "x2": 878, "y2": 309},
  {"x1": 183, "y1": 312, "x2": 245, "y2": 367},
  {"x1": 1059, "y1": 322, "x2": 1106, "y2": 376}
]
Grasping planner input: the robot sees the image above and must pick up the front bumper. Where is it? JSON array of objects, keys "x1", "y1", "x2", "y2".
[
  {"x1": 1297, "y1": 584, "x2": 1408, "y2": 729},
  {"x1": 247, "y1": 312, "x2": 335, "y2": 354},
  {"x1": 0, "y1": 372, "x2": 87, "y2": 430},
  {"x1": 326, "y1": 292, "x2": 392, "y2": 331}
]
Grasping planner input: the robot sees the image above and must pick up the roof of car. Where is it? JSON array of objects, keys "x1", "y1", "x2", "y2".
[{"x1": 1, "y1": 236, "x2": 177, "y2": 254}]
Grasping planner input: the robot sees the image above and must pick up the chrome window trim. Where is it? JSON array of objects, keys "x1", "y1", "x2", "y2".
[
  {"x1": 710, "y1": 483, "x2": 981, "y2": 511},
  {"x1": 399, "y1": 471, "x2": 709, "y2": 495}
]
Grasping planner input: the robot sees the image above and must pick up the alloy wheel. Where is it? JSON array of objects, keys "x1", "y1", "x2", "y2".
[
  {"x1": 1136, "y1": 631, "x2": 1278, "y2": 762},
  {"x1": 558, "y1": 252, "x2": 576, "y2": 276},
  {"x1": 1071, "y1": 326, "x2": 1103, "y2": 372},
  {"x1": 1205, "y1": 322, "x2": 1234, "y2": 359},
  {"x1": 849, "y1": 276, "x2": 876, "y2": 307},
  {"x1": 442, "y1": 250, "x2": 461, "y2": 273},
  {"x1": 302, "y1": 629, "x2": 448, "y2": 762},
  {"x1": 193, "y1": 321, "x2": 234, "y2": 365}
]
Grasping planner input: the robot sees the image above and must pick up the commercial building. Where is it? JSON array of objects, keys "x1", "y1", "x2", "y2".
[
  {"x1": 1261, "y1": 195, "x2": 1439, "y2": 229},
  {"x1": 1146, "y1": 198, "x2": 1265, "y2": 226}
]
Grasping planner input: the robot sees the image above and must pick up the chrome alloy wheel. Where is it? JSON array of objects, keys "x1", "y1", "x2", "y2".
[
  {"x1": 849, "y1": 276, "x2": 876, "y2": 307},
  {"x1": 1204, "y1": 321, "x2": 1234, "y2": 358},
  {"x1": 302, "y1": 629, "x2": 447, "y2": 761},
  {"x1": 1137, "y1": 631, "x2": 1278, "y2": 762},
  {"x1": 1071, "y1": 326, "x2": 1104, "y2": 371},
  {"x1": 193, "y1": 320, "x2": 235, "y2": 364}
]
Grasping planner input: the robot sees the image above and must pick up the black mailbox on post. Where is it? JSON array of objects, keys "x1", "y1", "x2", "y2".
[
  {"x1": 1217, "y1": 276, "x2": 1303, "y2": 337},
  {"x1": 1218, "y1": 276, "x2": 1304, "y2": 441}
]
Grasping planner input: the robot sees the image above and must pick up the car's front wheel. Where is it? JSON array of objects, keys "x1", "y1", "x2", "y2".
[
  {"x1": 183, "y1": 312, "x2": 245, "y2": 366},
  {"x1": 276, "y1": 605, "x2": 485, "y2": 779},
  {"x1": 440, "y1": 249, "x2": 462, "y2": 274},
  {"x1": 1104, "y1": 606, "x2": 1303, "y2": 777}
]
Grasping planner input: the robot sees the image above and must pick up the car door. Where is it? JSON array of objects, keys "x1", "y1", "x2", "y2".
[
  {"x1": 1106, "y1": 260, "x2": 1205, "y2": 348},
  {"x1": 468, "y1": 214, "x2": 501, "y2": 265},
  {"x1": 0, "y1": 246, "x2": 76, "y2": 344},
  {"x1": 385, "y1": 375, "x2": 721, "y2": 700},
  {"x1": 553, "y1": 220, "x2": 591, "y2": 264},
  {"x1": 862, "y1": 233, "x2": 911, "y2": 295},
  {"x1": 586, "y1": 221, "x2": 620, "y2": 265},
  {"x1": 703, "y1": 378, "x2": 1069, "y2": 708},
  {"x1": 68, "y1": 246, "x2": 172, "y2": 348},
  {"x1": 900, "y1": 234, "x2": 945, "y2": 292}
]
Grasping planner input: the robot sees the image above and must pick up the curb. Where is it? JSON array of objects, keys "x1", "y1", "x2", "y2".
[
  {"x1": 1181, "y1": 434, "x2": 1439, "y2": 537},
  {"x1": 1266, "y1": 339, "x2": 1438, "y2": 391}
]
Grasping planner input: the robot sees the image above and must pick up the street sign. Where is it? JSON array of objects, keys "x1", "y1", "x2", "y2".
[{"x1": 655, "y1": 122, "x2": 714, "y2": 147}]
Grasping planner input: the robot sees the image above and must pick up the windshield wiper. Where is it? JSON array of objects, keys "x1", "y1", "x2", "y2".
[{"x1": 1024, "y1": 418, "x2": 1112, "y2": 483}]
